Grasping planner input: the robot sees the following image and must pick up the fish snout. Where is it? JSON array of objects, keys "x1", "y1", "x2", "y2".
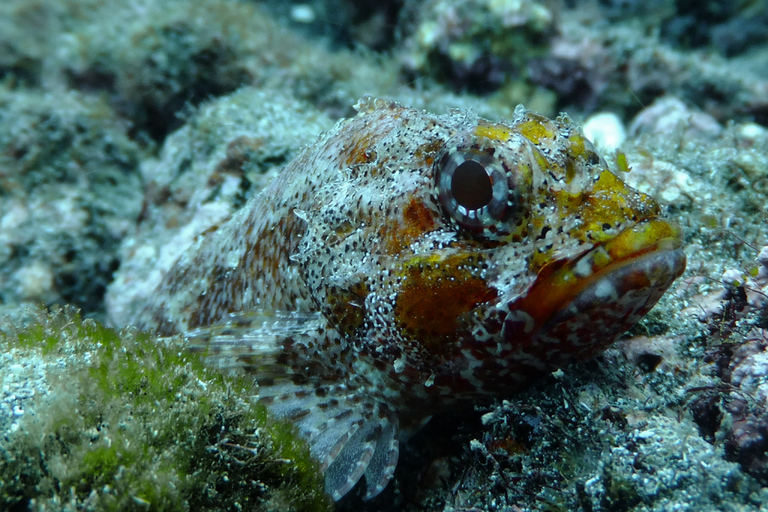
[{"x1": 502, "y1": 218, "x2": 686, "y2": 365}]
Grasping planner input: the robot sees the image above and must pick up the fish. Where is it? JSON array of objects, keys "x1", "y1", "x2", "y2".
[{"x1": 133, "y1": 96, "x2": 686, "y2": 500}]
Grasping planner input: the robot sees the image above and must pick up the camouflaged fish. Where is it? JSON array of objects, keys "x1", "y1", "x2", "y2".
[{"x1": 135, "y1": 96, "x2": 686, "y2": 500}]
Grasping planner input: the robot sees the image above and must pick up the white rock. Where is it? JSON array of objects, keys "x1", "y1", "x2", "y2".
[
  {"x1": 583, "y1": 112, "x2": 626, "y2": 152},
  {"x1": 290, "y1": 4, "x2": 316, "y2": 24}
]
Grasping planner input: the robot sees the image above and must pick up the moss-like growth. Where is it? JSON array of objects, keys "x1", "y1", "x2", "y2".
[{"x1": 0, "y1": 306, "x2": 330, "y2": 512}]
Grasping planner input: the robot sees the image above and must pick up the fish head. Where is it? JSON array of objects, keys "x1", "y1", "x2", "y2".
[{"x1": 297, "y1": 101, "x2": 686, "y2": 395}]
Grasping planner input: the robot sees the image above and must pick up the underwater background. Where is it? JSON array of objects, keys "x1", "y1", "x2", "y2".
[{"x1": 1, "y1": 0, "x2": 768, "y2": 510}]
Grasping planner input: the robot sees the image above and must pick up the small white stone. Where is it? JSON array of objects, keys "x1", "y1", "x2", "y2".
[
  {"x1": 629, "y1": 96, "x2": 721, "y2": 138},
  {"x1": 13, "y1": 261, "x2": 54, "y2": 301},
  {"x1": 290, "y1": 4, "x2": 316, "y2": 24},
  {"x1": 757, "y1": 246, "x2": 768, "y2": 269},
  {"x1": 736, "y1": 123, "x2": 768, "y2": 144},
  {"x1": 636, "y1": 429, "x2": 656, "y2": 439},
  {"x1": 722, "y1": 268, "x2": 743, "y2": 288},
  {"x1": 0, "y1": 199, "x2": 29, "y2": 230},
  {"x1": 480, "y1": 411, "x2": 496, "y2": 425},
  {"x1": 583, "y1": 112, "x2": 626, "y2": 152},
  {"x1": 657, "y1": 168, "x2": 694, "y2": 204}
]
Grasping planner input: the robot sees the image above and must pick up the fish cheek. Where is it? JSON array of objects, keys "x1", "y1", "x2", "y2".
[
  {"x1": 394, "y1": 256, "x2": 498, "y2": 354},
  {"x1": 380, "y1": 197, "x2": 439, "y2": 254},
  {"x1": 324, "y1": 281, "x2": 369, "y2": 337}
]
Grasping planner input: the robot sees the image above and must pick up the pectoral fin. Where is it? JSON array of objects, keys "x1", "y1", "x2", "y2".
[{"x1": 178, "y1": 309, "x2": 400, "y2": 500}]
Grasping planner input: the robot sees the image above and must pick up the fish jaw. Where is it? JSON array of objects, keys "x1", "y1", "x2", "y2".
[{"x1": 502, "y1": 217, "x2": 686, "y2": 366}]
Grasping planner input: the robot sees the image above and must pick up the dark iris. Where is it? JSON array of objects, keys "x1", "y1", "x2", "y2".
[
  {"x1": 451, "y1": 160, "x2": 493, "y2": 210},
  {"x1": 436, "y1": 148, "x2": 511, "y2": 232}
]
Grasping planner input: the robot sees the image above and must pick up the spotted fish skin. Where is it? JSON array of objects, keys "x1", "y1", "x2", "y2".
[{"x1": 134, "y1": 97, "x2": 686, "y2": 500}]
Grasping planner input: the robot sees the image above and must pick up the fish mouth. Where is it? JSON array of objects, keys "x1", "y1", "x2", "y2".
[{"x1": 503, "y1": 218, "x2": 686, "y2": 364}]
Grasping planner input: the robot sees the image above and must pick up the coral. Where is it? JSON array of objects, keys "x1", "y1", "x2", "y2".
[
  {"x1": 0, "y1": 0, "x2": 403, "y2": 142},
  {"x1": 0, "y1": 306, "x2": 329, "y2": 512},
  {"x1": 59, "y1": 0, "x2": 261, "y2": 142},
  {"x1": 0, "y1": 0, "x2": 100, "y2": 86},
  {"x1": 722, "y1": 332, "x2": 768, "y2": 480},
  {"x1": 627, "y1": 96, "x2": 723, "y2": 140},
  {"x1": 617, "y1": 99, "x2": 768, "y2": 270},
  {"x1": 0, "y1": 0, "x2": 509, "y2": 147}
]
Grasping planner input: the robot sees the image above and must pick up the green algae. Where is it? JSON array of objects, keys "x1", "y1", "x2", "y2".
[{"x1": 0, "y1": 306, "x2": 330, "y2": 512}]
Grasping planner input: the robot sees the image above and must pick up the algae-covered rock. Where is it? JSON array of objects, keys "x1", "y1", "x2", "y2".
[
  {"x1": 399, "y1": 0, "x2": 555, "y2": 95},
  {"x1": 0, "y1": 306, "x2": 329, "y2": 512},
  {"x1": 58, "y1": 0, "x2": 262, "y2": 141},
  {"x1": 0, "y1": 87, "x2": 143, "y2": 317}
]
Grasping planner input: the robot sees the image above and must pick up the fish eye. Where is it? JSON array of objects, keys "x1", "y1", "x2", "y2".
[
  {"x1": 451, "y1": 160, "x2": 492, "y2": 210},
  {"x1": 436, "y1": 150, "x2": 510, "y2": 231}
]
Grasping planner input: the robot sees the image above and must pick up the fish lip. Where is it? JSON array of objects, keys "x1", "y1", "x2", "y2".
[{"x1": 502, "y1": 217, "x2": 686, "y2": 352}]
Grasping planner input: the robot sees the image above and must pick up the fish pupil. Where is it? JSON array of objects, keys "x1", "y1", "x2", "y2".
[
  {"x1": 435, "y1": 141, "x2": 521, "y2": 238},
  {"x1": 451, "y1": 160, "x2": 493, "y2": 210}
]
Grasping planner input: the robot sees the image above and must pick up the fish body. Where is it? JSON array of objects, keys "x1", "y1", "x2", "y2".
[{"x1": 135, "y1": 97, "x2": 686, "y2": 500}]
